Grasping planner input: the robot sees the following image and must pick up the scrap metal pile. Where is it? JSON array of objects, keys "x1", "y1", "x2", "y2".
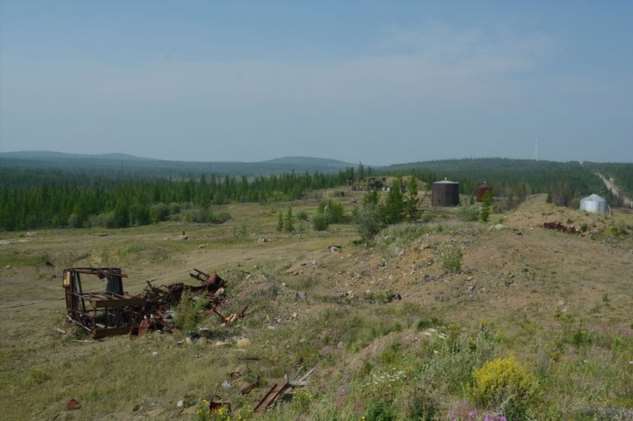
[
  {"x1": 63, "y1": 267, "x2": 245, "y2": 338},
  {"x1": 543, "y1": 221, "x2": 581, "y2": 234}
]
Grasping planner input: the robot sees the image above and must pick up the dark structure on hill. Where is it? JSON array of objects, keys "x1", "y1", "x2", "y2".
[
  {"x1": 476, "y1": 182, "x2": 492, "y2": 202},
  {"x1": 432, "y1": 179, "x2": 460, "y2": 207}
]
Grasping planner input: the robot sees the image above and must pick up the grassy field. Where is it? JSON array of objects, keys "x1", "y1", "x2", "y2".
[{"x1": 1, "y1": 190, "x2": 633, "y2": 420}]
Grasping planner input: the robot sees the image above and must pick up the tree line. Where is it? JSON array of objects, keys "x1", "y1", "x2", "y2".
[{"x1": 0, "y1": 168, "x2": 357, "y2": 231}]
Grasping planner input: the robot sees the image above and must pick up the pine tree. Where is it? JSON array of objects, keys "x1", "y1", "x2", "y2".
[
  {"x1": 404, "y1": 177, "x2": 419, "y2": 220},
  {"x1": 284, "y1": 207, "x2": 294, "y2": 232},
  {"x1": 480, "y1": 191, "x2": 492, "y2": 223},
  {"x1": 363, "y1": 190, "x2": 379, "y2": 207},
  {"x1": 383, "y1": 178, "x2": 404, "y2": 224},
  {"x1": 277, "y1": 211, "x2": 284, "y2": 232}
]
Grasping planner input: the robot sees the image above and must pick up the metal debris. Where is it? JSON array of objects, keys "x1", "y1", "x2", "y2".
[
  {"x1": 210, "y1": 305, "x2": 249, "y2": 326},
  {"x1": 254, "y1": 366, "x2": 316, "y2": 413},
  {"x1": 66, "y1": 399, "x2": 81, "y2": 410},
  {"x1": 543, "y1": 222, "x2": 580, "y2": 234},
  {"x1": 62, "y1": 267, "x2": 241, "y2": 338}
]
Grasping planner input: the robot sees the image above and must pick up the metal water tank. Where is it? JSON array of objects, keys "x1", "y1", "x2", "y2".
[{"x1": 432, "y1": 179, "x2": 460, "y2": 207}]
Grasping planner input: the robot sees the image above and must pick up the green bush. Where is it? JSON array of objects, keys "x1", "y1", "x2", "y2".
[
  {"x1": 355, "y1": 205, "x2": 385, "y2": 242},
  {"x1": 149, "y1": 203, "x2": 170, "y2": 223},
  {"x1": 180, "y1": 207, "x2": 231, "y2": 224},
  {"x1": 480, "y1": 191, "x2": 492, "y2": 223},
  {"x1": 472, "y1": 356, "x2": 538, "y2": 419},
  {"x1": 67, "y1": 213, "x2": 82, "y2": 228},
  {"x1": 417, "y1": 328, "x2": 497, "y2": 394},
  {"x1": 284, "y1": 207, "x2": 295, "y2": 232},
  {"x1": 407, "y1": 387, "x2": 439, "y2": 421},
  {"x1": 458, "y1": 206, "x2": 480, "y2": 222},
  {"x1": 440, "y1": 244, "x2": 463, "y2": 273},
  {"x1": 318, "y1": 199, "x2": 346, "y2": 224},
  {"x1": 312, "y1": 213, "x2": 329, "y2": 231},
  {"x1": 297, "y1": 210, "x2": 309, "y2": 221},
  {"x1": 174, "y1": 293, "x2": 209, "y2": 333},
  {"x1": 376, "y1": 223, "x2": 429, "y2": 250},
  {"x1": 233, "y1": 223, "x2": 249, "y2": 239},
  {"x1": 364, "y1": 400, "x2": 396, "y2": 421},
  {"x1": 168, "y1": 202, "x2": 182, "y2": 215}
]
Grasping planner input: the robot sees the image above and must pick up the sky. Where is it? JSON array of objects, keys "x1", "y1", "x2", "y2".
[{"x1": 1, "y1": 1, "x2": 632, "y2": 164}]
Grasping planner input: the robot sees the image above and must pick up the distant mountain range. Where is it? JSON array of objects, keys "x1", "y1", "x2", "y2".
[{"x1": 0, "y1": 151, "x2": 355, "y2": 176}]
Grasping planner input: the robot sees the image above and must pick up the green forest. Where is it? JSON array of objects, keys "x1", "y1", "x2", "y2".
[
  {"x1": 0, "y1": 168, "x2": 353, "y2": 231},
  {"x1": 2, "y1": 158, "x2": 633, "y2": 232}
]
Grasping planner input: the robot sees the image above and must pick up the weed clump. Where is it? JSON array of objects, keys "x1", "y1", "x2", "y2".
[
  {"x1": 458, "y1": 206, "x2": 480, "y2": 222},
  {"x1": 364, "y1": 400, "x2": 396, "y2": 421},
  {"x1": 439, "y1": 244, "x2": 463, "y2": 273},
  {"x1": 355, "y1": 204, "x2": 385, "y2": 242},
  {"x1": 311, "y1": 213, "x2": 329, "y2": 231},
  {"x1": 174, "y1": 293, "x2": 209, "y2": 333},
  {"x1": 472, "y1": 356, "x2": 538, "y2": 419}
]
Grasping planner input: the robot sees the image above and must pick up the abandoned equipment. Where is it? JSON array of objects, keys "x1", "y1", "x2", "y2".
[{"x1": 63, "y1": 267, "x2": 229, "y2": 338}]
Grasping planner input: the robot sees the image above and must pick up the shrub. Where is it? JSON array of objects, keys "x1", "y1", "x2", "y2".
[
  {"x1": 364, "y1": 400, "x2": 396, "y2": 421},
  {"x1": 472, "y1": 356, "x2": 538, "y2": 419},
  {"x1": 355, "y1": 205, "x2": 385, "y2": 242},
  {"x1": 168, "y1": 202, "x2": 182, "y2": 215},
  {"x1": 180, "y1": 207, "x2": 231, "y2": 224},
  {"x1": 418, "y1": 328, "x2": 498, "y2": 396},
  {"x1": 407, "y1": 386, "x2": 439, "y2": 421},
  {"x1": 376, "y1": 223, "x2": 428, "y2": 247},
  {"x1": 174, "y1": 293, "x2": 209, "y2": 333},
  {"x1": 297, "y1": 210, "x2": 309, "y2": 221},
  {"x1": 277, "y1": 211, "x2": 284, "y2": 232},
  {"x1": 440, "y1": 244, "x2": 463, "y2": 273},
  {"x1": 317, "y1": 199, "x2": 346, "y2": 224},
  {"x1": 129, "y1": 203, "x2": 150, "y2": 226},
  {"x1": 312, "y1": 213, "x2": 329, "y2": 231},
  {"x1": 284, "y1": 207, "x2": 295, "y2": 232},
  {"x1": 383, "y1": 179, "x2": 405, "y2": 224},
  {"x1": 480, "y1": 191, "x2": 492, "y2": 223},
  {"x1": 458, "y1": 206, "x2": 479, "y2": 222},
  {"x1": 149, "y1": 203, "x2": 170, "y2": 223},
  {"x1": 233, "y1": 223, "x2": 249, "y2": 239},
  {"x1": 67, "y1": 213, "x2": 82, "y2": 228}
]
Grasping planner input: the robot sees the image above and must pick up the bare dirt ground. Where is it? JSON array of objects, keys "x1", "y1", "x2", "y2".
[{"x1": 1, "y1": 192, "x2": 633, "y2": 420}]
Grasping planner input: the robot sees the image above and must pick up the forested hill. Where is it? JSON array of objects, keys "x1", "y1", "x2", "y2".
[
  {"x1": 382, "y1": 158, "x2": 633, "y2": 196},
  {"x1": 0, "y1": 151, "x2": 353, "y2": 176}
]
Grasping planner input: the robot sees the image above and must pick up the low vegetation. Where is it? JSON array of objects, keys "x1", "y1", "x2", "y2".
[{"x1": 2, "y1": 159, "x2": 633, "y2": 420}]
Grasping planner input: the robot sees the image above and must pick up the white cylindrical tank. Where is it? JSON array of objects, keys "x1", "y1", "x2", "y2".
[{"x1": 579, "y1": 194, "x2": 608, "y2": 214}]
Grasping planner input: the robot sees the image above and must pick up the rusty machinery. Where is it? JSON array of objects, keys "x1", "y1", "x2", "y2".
[
  {"x1": 63, "y1": 267, "x2": 230, "y2": 338},
  {"x1": 63, "y1": 267, "x2": 144, "y2": 338}
]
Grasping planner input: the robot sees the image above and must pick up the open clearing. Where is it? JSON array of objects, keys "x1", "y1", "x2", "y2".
[{"x1": 1, "y1": 191, "x2": 633, "y2": 420}]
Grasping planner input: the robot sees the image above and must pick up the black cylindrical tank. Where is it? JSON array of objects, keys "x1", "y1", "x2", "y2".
[{"x1": 432, "y1": 180, "x2": 460, "y2": 207}]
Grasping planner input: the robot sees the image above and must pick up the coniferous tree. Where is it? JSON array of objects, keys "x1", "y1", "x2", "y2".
[
  {"x1": 480, "y1": 191, "x2": 492, "y2": 223},
  {"x1": 284, "y1": 207, "x2": 294, "y2": 232},
  {"x1": 363, "y1": 190, "x2": 379, "y2": 207},
  {"x1": 404, "y1": 177, "x2": 419, "y2": 220},
  {"x1": 383, "y1": 178, "x2": 405, "y2": 224}
]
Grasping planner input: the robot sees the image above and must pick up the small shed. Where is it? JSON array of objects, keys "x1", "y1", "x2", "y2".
[
  {"x1": 579, "y1": 194, "x2": 608, "y2": 215},
  {"x1": 432, "y1": 179, "x2": 460, "y2": 207}
]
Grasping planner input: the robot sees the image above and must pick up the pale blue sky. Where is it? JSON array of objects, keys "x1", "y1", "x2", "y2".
[{"x1": 1, "y1": 1, "x2": 632, "y2": 163}]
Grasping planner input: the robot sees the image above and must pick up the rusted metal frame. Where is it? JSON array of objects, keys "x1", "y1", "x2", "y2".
[
  {"x1": 253, "y1": 366, "x2": 317, "y2": 413},
  {"x1": 63, "y1": 267, "x2": 128, "y2": 278},
  {"x1": 254, "y1": 383, "x2": 279, "y2": 413},
  {"x1": 66, "y1": 314, "x2": 92, "y2": 332}
]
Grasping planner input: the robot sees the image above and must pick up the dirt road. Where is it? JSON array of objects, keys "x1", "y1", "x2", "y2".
[{"x1": 596, "y1": 172, "x2": 633, "y2": 208}]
